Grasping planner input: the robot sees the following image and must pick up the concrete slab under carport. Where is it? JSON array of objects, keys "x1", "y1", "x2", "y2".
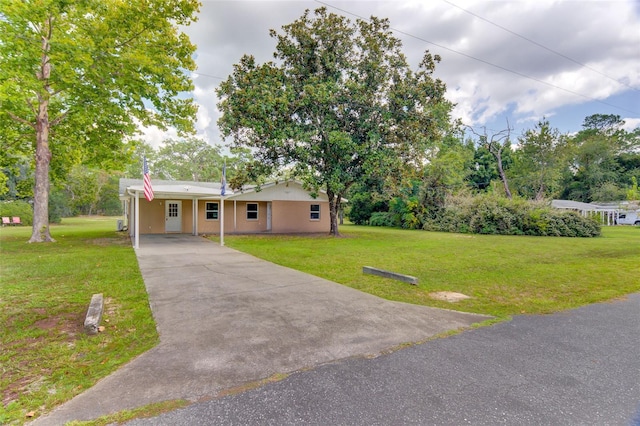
[{"x1": 32, "y1": 234, "x2": 490, "y2": 425}]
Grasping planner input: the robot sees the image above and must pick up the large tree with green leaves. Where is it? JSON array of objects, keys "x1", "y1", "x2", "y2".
[
  {"x1": 511, "y1": 118, "x2": 567, "y2": 201},
  {"x1": 217, "y1": 7, "x2": 453, "y2": 235},
  {"x1": 0, "y1": 0, "x2": 200, "y2": 242},
  {"x1": 154, "y1": 137, "x2": 223, "y2": 182},
  {"x1": 561, "y1": 114, "x2": 639, "y2": 202}
]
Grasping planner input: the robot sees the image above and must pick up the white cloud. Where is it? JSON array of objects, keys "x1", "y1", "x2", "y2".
[
  {"x1": 137, "y1": 124, "x2": 179, "y2": 149},
  {"x1": 622, "y1": 118, "x2": 640, "y2": 132},
  {"x1": 176, "y1": 0, "x2": 639, "y2": 144},
  {"x1": 193, "y1": 86, "x2": 213, "y2": 137}
]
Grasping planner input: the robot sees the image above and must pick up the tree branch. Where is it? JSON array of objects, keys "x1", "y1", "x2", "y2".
[
  {"x1": 50, "y1": 112, "x2": 68, "y2": 127},
  {"x1": 7, "y1": 111, "x2": 36, "y2": 129},
  {"x1": 114, "y1": 26, "x2": 149, "y2": 50},
  {"x1": 25, "y1": 93, "x2": 38, "y2": 116}
]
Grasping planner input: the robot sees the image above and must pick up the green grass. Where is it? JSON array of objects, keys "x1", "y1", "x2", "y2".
[
  {"x1": 221, "y1": 225, "x2": 640, "y2": 318},
  {"x1": 0, "y1": 217, "x2": 159, "y2": 425},
  {"x1": 2, "y1": 219, "x2": 638, "y2": 424}
]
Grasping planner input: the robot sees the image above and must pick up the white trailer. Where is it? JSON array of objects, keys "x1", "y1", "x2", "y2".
[{"x1": 616, "y1": 210, "x2": 640, "y2": 225}]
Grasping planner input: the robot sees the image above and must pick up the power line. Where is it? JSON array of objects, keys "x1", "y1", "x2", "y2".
[
  {"x1": 441, "y1": 0, "x2": 638, "y2": 92},
  {"x1": 192, "y1": 71, "x2": 225, "y2": 81},
  {"x1": 313, "y1": 0, "x2": 639, "y2": 116}
]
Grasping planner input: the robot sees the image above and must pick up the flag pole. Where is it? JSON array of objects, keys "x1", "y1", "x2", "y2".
[
  {"x1": 220, "y1": 197, "x2": 225, "y2": 246},
  {"x1": 220, "y1": 161, "x2": 226, "y2": 247}
]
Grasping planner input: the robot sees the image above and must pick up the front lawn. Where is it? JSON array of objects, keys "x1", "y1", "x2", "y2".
[
  {"x1": 2, "y1": 219, "x2": 638, "y2": 424},
  {"x1": 220, "y1": 225, "x2": 640, "y2": 318},
  {"x1": 0, "y1": 217, "x2": 158, "y2": 424}
]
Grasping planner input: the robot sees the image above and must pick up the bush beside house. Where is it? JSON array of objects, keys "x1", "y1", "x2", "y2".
[{"x1": 364, "y1": 194, "x2": 601, "y2": 237}]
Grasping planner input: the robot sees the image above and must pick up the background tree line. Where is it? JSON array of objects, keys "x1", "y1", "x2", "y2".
[
  {"x1": 0, "y1": 138, "x2": 248, "y2": 224},
  {"x1": 347, "y1": 113, "x2": 640, "y2": 234},
  {"x1": 0, "y1": 0, "x2": 200, "y2": 241},
  {"x1": 2, "y1": 4, "x2": 637, "y2": 238}
]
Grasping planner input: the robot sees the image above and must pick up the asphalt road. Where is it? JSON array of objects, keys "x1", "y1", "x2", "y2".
[{"x1": 128, "y1": 293, "x2": 640, "y2": 426}]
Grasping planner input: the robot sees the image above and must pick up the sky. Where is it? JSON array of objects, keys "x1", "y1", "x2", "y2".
[{"x1": 141, "y1": 0, "x2": 640, "y2": 149}]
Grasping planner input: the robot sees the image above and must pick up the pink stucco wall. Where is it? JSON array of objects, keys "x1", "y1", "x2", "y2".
[
  {"x1": 271, "y1": 200, "x2": 330, "y2": 233},
  {"x1": 133, "y1": 198, "x2": 330, "y2": 235}
]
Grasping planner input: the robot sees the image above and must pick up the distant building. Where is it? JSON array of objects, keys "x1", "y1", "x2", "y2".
[{"x1": 551, "y1": 200, "x2": 640, "y2": 225}]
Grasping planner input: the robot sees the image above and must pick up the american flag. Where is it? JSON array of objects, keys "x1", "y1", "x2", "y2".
[
  {"x1": 143, "y1": 157, "x2": 154, "y2": 201},
  {"x1": 220, "y1": 161, "x2": 226, "y2": 196}
]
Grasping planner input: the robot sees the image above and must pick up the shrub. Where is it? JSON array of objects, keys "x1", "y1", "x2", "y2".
[
  {"x1": 555, "y1": 211, "x2": 600, "y2": 237},
  {"x1": 426, "y1": 194, "x2": 473, "y2": 233},
  {"x1": 423, "y1": 194, "x2": 600, "y2": 237},
  {"x1": 369, "y1": 191, "x2": 601, "y2": 237},
  {"x1": 389, "y1": 196, "x2": 427, "y2": 229},
  {"x1": 0, "y1": 200, "x2": 33, "y2": 226},
  {"x1": 369, "y1": 212, "x2": 398, "y2": 227}
]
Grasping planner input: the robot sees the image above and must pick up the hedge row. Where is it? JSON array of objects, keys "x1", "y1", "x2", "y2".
[
  {"x1": 368, "y1": 195, "x2": 601, "y2": 237},
  {"x1": 423, "y1": 195, "x2": 601, "y2": 237}
]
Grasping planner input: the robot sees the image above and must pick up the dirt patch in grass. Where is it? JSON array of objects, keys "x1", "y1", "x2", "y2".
[
  {"x1": 3, "y1": 310, "x2": 85, "y2": 407},
  {"x1": 3, "y1": 375, "x2": 35, "y2": 407},
  {"x1": 34, "y1": 311, "x2": 85, "y2": 336},
  {"x1": 428, "y1": 291, "x2": 472, "y2": 302}
]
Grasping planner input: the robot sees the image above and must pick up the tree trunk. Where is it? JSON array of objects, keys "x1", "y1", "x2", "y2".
[
  {"x1": 472, "y1": 124, "x2": 513, "y2": 200},
  {"x1": 534, "y1": 171, "x2": 547, "y2": 201},
  {"x1": 495, "y1": 154, "x2": 512, "y2": 199},
  {"x1": 29, "y1": 97, "x2": 55, "y2": 243},
  {"x1": 327, "y1": 189, "x2": 340, "y2": 236},
  {"x1": 535, "y1": 184, "x2": 545, "y2": 201},
  {"x1": 29, "y1": 19, "x2": 55, "y2": 243}
]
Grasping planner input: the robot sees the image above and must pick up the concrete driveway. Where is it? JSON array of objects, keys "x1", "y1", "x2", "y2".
[
  {"x1": 129, "y1": 293, "x2": 640, "y2": 426},
  {"x1": 33, "y1": 235, "x2": 489, "y2": 425}
]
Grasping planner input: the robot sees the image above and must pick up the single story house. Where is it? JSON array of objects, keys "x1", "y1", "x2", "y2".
[{"x1": 119, "y1": 178, "x2": 334, "y2": 248}]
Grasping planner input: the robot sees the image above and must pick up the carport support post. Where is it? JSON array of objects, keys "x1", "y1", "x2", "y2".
[
  {"x1": 192, "y1": 199, "x2": 198, "y2": 236},
  {"x1": 220, "y1": 196, "x2": 225, "y2": 246},
  {"x1": 134, "y1": 191, "x2": 140, "y2": 249}
]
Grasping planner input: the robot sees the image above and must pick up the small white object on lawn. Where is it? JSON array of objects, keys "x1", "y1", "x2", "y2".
[{"x1": 429, "y1": 291, "x2": 471, "y2": 302}]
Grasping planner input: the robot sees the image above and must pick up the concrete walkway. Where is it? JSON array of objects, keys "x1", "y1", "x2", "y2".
[{"x1": 33, "y1": 235, "x2": 489, "y2": 425}]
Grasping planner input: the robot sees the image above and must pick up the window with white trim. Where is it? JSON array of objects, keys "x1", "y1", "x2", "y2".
[
  {"x1": 205, "y1": 202, "x2": 219, "y2": 220},
  {"x1": 310, "y1": 204, "x2": 320, "y2": 220},
  {"x1": 246, "y1": 203, "x2": 258, "y2": 220}
]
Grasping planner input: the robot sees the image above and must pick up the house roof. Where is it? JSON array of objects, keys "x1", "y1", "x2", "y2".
[
  {"x1": 551, "y1": 199, "x2": 635, "y2": 212},
  {"x1": 119, "y1": 178, "x2": 228, "y2": 199},
  {"x1": 229, "y1": 181, "x2": 330, "y2": 202},
  {"x1": 119, "y1": 179, "x2": 344, "y2": 202},
  {"x1": 551, "y1": 199, "x2": 598, "y2": 211}
]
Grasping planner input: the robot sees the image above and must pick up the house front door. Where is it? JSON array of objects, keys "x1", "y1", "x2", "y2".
[
  {"x1": 165, "y1": 200, "x2": 182, "y2": 233},
  {"x1": 266, "y1": 202, "x2": 272, "y2": 231}
]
